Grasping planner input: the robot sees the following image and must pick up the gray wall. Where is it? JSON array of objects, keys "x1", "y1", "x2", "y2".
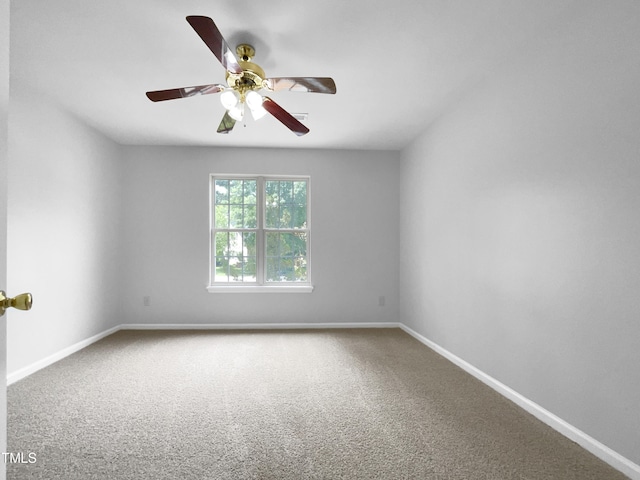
[
  {"x1": 7, "y1": 84, "x2": 123, "y2": 374},
  {"x1": 120, "y1": 146, "x2": 400, "y2": 326},
  {"x1": 399, "y1": 1, "x2": 640, "y2": 466}
]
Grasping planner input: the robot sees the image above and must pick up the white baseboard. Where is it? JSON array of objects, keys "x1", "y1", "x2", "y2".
[
  {"x1": 6, "y1": 325, "x2": 121, "y2": 386},
  {"x1": 7, "y1": 321, "x2": 639, "y2": 479},
  {"x1": 399, "y1": 324, "x2": 640, "y2": 480},
  {"x1": 121, "y1": 322, "x2": 402, "y2": 330}
]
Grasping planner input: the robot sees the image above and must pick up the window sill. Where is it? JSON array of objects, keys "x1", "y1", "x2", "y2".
[{"x1": 206, "y1": 285, "x2": 314, "y2": 293}]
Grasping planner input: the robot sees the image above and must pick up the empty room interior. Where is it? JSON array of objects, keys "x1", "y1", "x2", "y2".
[{"x1": 2, "y1": 0, "x2": 640, "y2": 479}]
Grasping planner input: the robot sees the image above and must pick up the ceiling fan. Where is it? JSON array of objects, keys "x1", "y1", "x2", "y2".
[{"x1": 146, "y1": 16, "x2": 337, "y2": 136}]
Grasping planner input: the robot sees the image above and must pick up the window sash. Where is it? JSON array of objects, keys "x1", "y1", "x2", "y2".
[{"x1": 210, "y1": 175, "x2": 311, "y2": 287}]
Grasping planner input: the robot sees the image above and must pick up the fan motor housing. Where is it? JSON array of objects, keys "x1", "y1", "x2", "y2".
[{"x1": 226, "y1": 44, "x2": 265, "y2": 91}]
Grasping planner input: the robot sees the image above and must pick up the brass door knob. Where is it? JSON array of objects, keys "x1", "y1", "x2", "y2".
[{"x1": 0, "y1": 290, "x2": 33, "y2": 317}]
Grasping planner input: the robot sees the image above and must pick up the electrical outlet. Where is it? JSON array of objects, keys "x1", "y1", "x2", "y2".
[
  {"x1": 143, "y1": 296, "x2": 150, "y2": 307},
  {"x1": 378, "y1": 296, "x2": 386, "y2": 307}
]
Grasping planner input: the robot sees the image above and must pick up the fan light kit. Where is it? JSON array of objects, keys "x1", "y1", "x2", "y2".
[{"x1": 146, "y1": 16, "x2": 337, "y2": 136}]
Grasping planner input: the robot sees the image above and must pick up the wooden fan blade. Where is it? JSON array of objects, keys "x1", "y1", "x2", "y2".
[
  {"x1": 262, "y1": 97, "x2": 310, "y2": 136},
  {"x1": 217, "y1": 111, "x2": 236, "y2": 134},
  {"x1": 146, "y1": 84, "x2": 225, "y2": 102},
  {"x1": 263, "y1": 77, "x2": 336, "y2": 94},
  {"x1": 186, "y1": 16, "x2": 243, "y2": 74}
]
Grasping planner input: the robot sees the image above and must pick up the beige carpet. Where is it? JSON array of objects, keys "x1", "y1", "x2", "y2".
[{"x1": 7, "y1": 328, "x2": 628, "y2": 479}]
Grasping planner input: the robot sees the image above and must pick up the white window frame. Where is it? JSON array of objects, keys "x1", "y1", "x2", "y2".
[{"x1": 207, "y1": 174, "x2": 313, "y2": 293}]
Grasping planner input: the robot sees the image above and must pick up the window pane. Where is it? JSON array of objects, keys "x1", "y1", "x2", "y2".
[
  {"x1": 266, "y1": 256, "x2": 308, "y2": 282},
  {"x1": 214, "y1": 231, "x2": 230, "y2": 282},
  {"x1": 228, "y1": 257, "x2": 243, "y2": 281},
  {"x1": 215, "y1": 205, "x2": 229, "y2": 229},
  {"x1": 229, "y1": 205, "x2": 243, "y2": 228},
  {"x1": 294, "y1": 257, "x2": 308, "y2": 281},
  {"x1": 215, "y1": 232, "x2": 229, "y2": 257},
  {"x1": 214, "y1": 232, "x2": 258, "y2": 283},
  {"x1": 229, "y1": 233, "x2": 243, "y2": 282},
  {"x1": 265, "y1": 181, "x2": 278, "y2": 229},
  {"x1": 244, "y1": 180, "x2": 257, "y2": 204},
  {"x1": 266, "y1": 180, "x2": 278, "y2": 201},
  {"x1": 265, "y1": 180, "x2": 307, "y2": 230},
  {"x1": 293, "y1": 181, "x2": 307, "y2": 203},
  {"x1": 265, "y1": 231, "x2": 277, "y2": 257},
  {"x1": 266, "y1": 232, "x2": 308, "y2": 282},
  {"x1": 244, "y1": 205, "x2": 256, "y2": 228},
  {"x1": 280, "y1": 257, "x2": 296, "y2": 282},
  {"x1": 279, "y1": 205, "x2": 293, "y2": 229},
  {"x1": 215, "y1": 257, "x2": 230, "y2": 282},
  {"x1": 229, "y1": 180, "x2": 244, "y2": 204},
  {"x1": 293, "y1": 204, "x2": 307, "y2": 229},
  {"x1": 285, "y1": 232, "x2": 307, "y2": 256},
  {"x1": 228, "y1": 232, "x2": 243, "y2": 256},
  {"x1": 242, "y1": 257, "x2": 257, "y2": 282},
  {"x1": 244, "y1": 232, "x2": 256, "y2": 257},
  {"x1": 265, "y1": 257, "x2": 279, "y2": 282},
  {"x1": 278, "y1": 232, "x2": 293, "y2": 256},
  {"x1": 215, "y1": 180, "x2": 229, "y2": 205},
  {"x1": 213, "y1": 179, "x2": 258, "y2": 230},
  {"x1": 265, "y1": 204, "x2": 278, "y2": 229},
  {"x1": 279, "y1": 181, "x2": 293, "y2": 204}
]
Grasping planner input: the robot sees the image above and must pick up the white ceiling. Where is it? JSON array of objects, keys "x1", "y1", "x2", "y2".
[{"x1": 10, "y1": 0, "x2": 581, "y2": 151}]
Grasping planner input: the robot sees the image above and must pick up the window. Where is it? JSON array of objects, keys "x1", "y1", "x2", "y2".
[{"x1": 208, "y1": 175, "x2": 312, "y2": 292}]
